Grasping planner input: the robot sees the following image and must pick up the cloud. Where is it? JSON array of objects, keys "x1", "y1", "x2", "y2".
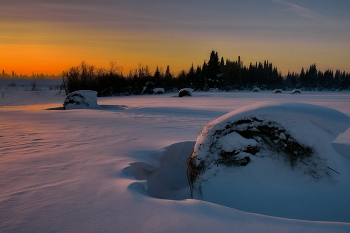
[{"x1": 272, "y1": 0, "x2": 318, "y2": 19}]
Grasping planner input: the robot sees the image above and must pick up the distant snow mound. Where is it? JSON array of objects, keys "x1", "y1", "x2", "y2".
[
  {"x1": 64, "y1": 90, "x2": 100, "y2": 110},
  {"x1": 142, "y1": 81, "x2": 155, "y2": 94},
  {"x1": 187, "y1": 102, "x2": 350, "y2": 221},
  {"x1": 153, "y1": 88, "x2": 165, "y2": 94},
  {"x1": 179, "y1": 88, "x2": 193, "y2": 97},
  {"x1": 291, "y1": 89, "x2": 302, "y2": 94}
]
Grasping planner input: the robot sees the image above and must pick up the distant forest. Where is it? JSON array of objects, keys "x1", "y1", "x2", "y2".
[
  {"x1": 62, "y1": 51, "x2": 350, "y2": 96},
  {"x1": 3, "y1": 51, "x2": 350, "y2": 96},
  {"x1": 0, "y1": 70, "x2": 61, "y2": 80}
]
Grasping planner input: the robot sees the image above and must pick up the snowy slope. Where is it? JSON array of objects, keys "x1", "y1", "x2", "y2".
[{"x1": 1, "y1": 80, "x2": 350, "y2": 232}]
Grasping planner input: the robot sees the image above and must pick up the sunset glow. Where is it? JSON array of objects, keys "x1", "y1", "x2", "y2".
[{"x1": 1, "y1": 0, "x2": 349, "y2": 76}]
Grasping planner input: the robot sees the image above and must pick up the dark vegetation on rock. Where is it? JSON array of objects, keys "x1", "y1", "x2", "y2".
[
  {"x1": 63, "y1": 93, "x2": 89, "y2": 109},
  {"x1": 187, "y1": 117, "x2": 338, "y2": 197}
]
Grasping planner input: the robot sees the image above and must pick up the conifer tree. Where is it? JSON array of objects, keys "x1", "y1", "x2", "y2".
[
  {"x1": 300, "y1": 67, "x2": 306, "y2": 89},
  {"x1": 195, "y1": 65, "x2": 204, "y2": 91},
  {"x1": 163, "y1": 65, "x2": 173, "y2": 92},
  {"x1": 165, "y1": 65, "x2": 172, "y2": 79},
  {"x1": 187, "y1": 63, "x2": 196, "y2": 88},
  {"x1": 206, "y1": 51, "x2": 222, "y2": 88},
  {"x1": 307, "y1": 64, "x2": 317, "y2": 90},
  {"x1": 154, "y1": 66, "x2": 162, "y2": 87}
]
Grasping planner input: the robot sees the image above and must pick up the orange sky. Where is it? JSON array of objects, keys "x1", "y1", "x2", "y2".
[{"x1": 1, "y1": 1, "x2": 350, "y2": 76}]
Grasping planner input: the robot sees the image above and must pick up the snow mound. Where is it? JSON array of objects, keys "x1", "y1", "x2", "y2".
[
  {"x1": 188, "y1": 102, "x2": 350, "y2": 222},
  {"x1": 127, "y1": 141, "x2": 194, "y2": 200},
  {"x1": 153, "y1": 88, "x2": 165, "y2": 94},
  {"x1": 178, "y1": 88, "x2": 193, "y2": 97},
  {"x1": 291, "y1": 89, "x2": 302, "y2": 94},
  {"x1": 63, "y1": 90, "x2": 100, "y2": 110}
]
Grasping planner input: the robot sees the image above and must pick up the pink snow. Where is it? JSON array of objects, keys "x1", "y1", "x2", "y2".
[{"x1": 1, "y1": 79, "x2": 350, "y2": 232}]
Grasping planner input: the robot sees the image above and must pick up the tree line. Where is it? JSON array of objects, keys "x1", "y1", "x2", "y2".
[
  {"x1": 61, "y1": 51, "x2": 350, "y2": 96},
  {"x1": 0, "y1": 70, "x2": 61, "y2": 80}
]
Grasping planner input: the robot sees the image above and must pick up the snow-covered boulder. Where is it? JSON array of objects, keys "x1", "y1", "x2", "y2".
[
  {"x1": 142, "y1": 81, "x2": 155, "y2": 94},
  {"x1": 274, "y1": 89, "x2": 282, "y2": 93},
  {"x1": 292, "y1": 89, "x2": 302, "y2": 94},
  {"x1": 153, "y1": 88, "x2": 164, "y2": 94},
  {"x1": 64, "y1": 90, "x2": 100, "y2": 110},
  {"x1": 253, "y1": 87, "x2": 260, "y2": 92},
  {"x1": 179, "y1": 88, "x2": 193, "y2": 97},
  {"x1": 188, "y1": 102, "x2": 350, "y2": 221}
]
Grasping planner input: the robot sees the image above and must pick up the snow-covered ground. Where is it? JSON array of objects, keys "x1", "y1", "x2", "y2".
[{"x1": 1, "y1": 79, "x2": 350, "y2": 233}]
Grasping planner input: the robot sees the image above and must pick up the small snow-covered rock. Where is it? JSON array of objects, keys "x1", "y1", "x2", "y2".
[
  {"x1": 142, "y1": 81, "x2": 155, "y2": 94},
  {"x1": 153, "y1": 88, "x2": 164, "y2": 94},
  {"x1": 291, "y1": 89, "x2": 302, "y2": 94},
  {"x1": 64, "y1": 90, "x2": 100, "y2": 110},
  {"x1": 178, "y1": 88, "x2": 193, "y2": 97}
]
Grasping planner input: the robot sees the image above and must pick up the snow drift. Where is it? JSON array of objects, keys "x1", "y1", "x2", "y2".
[{"x1": 188, "y1": 102, "x2": 350, "y2": 222}]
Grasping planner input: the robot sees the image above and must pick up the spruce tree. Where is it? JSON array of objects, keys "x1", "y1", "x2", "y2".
[
  {"x1": 300, "y1": 67, "x2": 306, "y2": 90},
  {"x1": 206, "y1": 51, "x2": 222, "y2": 89},
  {"x1": 187, "y1": 63, "x2": 196, "y2": 88},
  {"x1": 153, "y1": 66, "x2": 162, "y2": 88},
  {"x1": 164, "y1": 65, "x2": 173, "y2": 92}
]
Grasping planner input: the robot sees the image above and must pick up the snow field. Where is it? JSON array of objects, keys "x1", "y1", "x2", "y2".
[{"x1": 1, "y1": 79, "x2": 350, "y2": 232}]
